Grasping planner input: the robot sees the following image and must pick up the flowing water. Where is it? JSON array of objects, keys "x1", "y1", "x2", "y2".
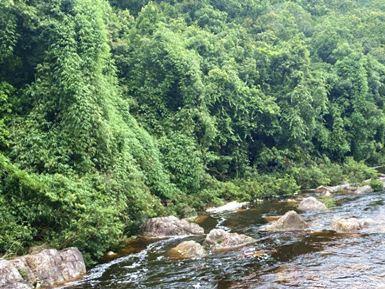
[{"x1": 65, "y1": 191, "x2": 385, "y2": 289}]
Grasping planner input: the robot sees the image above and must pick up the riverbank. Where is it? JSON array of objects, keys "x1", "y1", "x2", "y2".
[{"x1": 1, "y1": 158, "x2": 382, "y2": 267}]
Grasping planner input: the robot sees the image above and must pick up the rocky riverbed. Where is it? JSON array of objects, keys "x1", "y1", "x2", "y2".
[{"x1": 61, "y1": 187, "x2": 385, "y2": 289}]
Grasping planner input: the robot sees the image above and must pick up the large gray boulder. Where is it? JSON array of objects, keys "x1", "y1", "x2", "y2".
[
  {"x1": 204, "y1": 229, "x2": 256, "y2": 252},
  {"x1": 0, "y1": 248, "x2": 86, "y2": 289},
  {"x1": 142, "y1": 216, "x2": 204, "y2": 238},
  {"x1": 264, "y1": 211, "x2": 308, "y2": 231},
  {"x1": 167, "y1": 241, "x2": 206, "y2": 259},
  {"x1": 298, "y1": 197, "x2": 327, "y2": 212}
]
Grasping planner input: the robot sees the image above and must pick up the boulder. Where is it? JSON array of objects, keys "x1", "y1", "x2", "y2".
[
  {"x1": 298, "y1": 197, "x2": 327, "y2": 212},
  {"x1": 167, "y1": 241, "x2": 206, "y2": 259},
  {"x1": 0, "y1": 259, "x2": 32, "y2": 289},
  {"x1": 206, "y1": 201, "x2": 249, "y2": 214},
  {"x1": 264, "y1": 211, "x2": 308, "y2": 231},
  {"x1": 142, "y1": 216, "x2": 204, "y2": 238},
  {"x1": 204, "y1": 229, "x2": 255, "y2": 252},
  {"x1": 331, "y1": 218, "x2": 370, "y2": 233},
  {"x1": 0, "y1": 248, "x2": 86, "y2": 289},
  {"x1": 353, "y1": 185, "x2": 373, "y2": 195}
]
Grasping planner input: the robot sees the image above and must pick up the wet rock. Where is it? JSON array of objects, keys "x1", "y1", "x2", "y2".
[
  {"x1": 204, "y1": 229, "x2": 256, "y2": 252},
  {"x1": 0, "y1": 259, "x2": 32, "y2": 289},
  {"x1": 206, "y1": 201, "x2": 249, "y2": 214},
  {"x1": 286, "y1": 199, "x2": 298, "y2": 204},
  {"x1": 298, "y1": 197, "x2": 327, "y2": 212},
  {"x1": 194, "y1": 215, "x2": 209, "y2": 225},
  {"x1": 3, "y1": 248, "x2": 86, "y2": 289},
  {"x1": 331, "y1": 218, "x2": 369, "y2": 233},
  {"x1": 142, "y1": 216, "x2": 204, "y2": 238},
  {"x1": 354, "y1": 185, "x2": 373, "y2": 195},
  {"x1": 103, "y1": 251, "x2": 118, "y2": 261},
  {"x1": 167, "y1": 241, "x2": 206, "y2": 259},
  {"x1": 264, "y1": 211, "x2": 308, "y2": 231},
  {"x1": 263, "y1": 215, "x2": 282, "y2": 223}
]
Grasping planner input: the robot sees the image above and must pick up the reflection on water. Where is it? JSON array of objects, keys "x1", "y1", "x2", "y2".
[{"x1": 65, "y1": 192, "x2": 385, "y2": 289}]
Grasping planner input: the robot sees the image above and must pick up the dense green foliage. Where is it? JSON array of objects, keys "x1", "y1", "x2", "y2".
[{"x1": 1, "y1": 0, "x2": 385, "y2": 263}]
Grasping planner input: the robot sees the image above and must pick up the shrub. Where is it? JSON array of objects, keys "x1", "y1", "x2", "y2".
[
  {"x1": 370, "y1": 178, "x2": 384, "y2": 192},
  {"x1": 289, "y1": 165, "x2": 331, "y2": 189},
  {"x1": 342, "y1": 158, "x2": 377, "y2": 184},
  {"x1": 319, "y1": 195, "x2": 336, "y2": 208}
]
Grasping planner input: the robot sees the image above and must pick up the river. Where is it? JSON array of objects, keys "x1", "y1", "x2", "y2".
[{"x1": 65, "y1": 191, "x2": 385, "y2": 288}]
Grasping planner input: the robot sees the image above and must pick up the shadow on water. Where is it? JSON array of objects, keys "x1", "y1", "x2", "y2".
[{"x1": 65, "y1": 191, "x2": 385, "y2": 289}]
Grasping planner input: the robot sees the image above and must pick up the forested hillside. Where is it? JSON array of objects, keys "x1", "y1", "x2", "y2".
[{"x1": 1, "y1": 0, "x2": 385, "y2": 263}]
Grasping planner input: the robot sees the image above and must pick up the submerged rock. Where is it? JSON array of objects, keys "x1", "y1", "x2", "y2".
[
  {"x1": 142, "y1": 216, "x2": 204, "y2": 238},
  {"x1": 298, "y1": 197, "x2": 327, "y2": 212},
  {"x1": 0, "y1": 248, "x2": 86, "y2": 289},
  {"x1": 331, "y1": 218, "x2": 371, "y2": 233},
  {"x1": 168, "y1": 241, "x2": 206, "y2": 259},
  {"x1": 205, "y1": 229, "x2": 255, "y2": 252},
  {"x1": 264, "y1": 211, "x2": 308, "y2": 231},
  {"x1": 206, "y1": 201, "x2": 249, "y2": 214}
]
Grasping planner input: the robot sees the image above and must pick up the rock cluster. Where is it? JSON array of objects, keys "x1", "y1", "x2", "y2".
[
  {"x1": 315, "y1": 183, "x2": 377, "y2": 196},
  {"x1": 167, "y1": 228, "x2": 256, "y2": 259},
  {"x1": 144, "y1": 189, "x2": 384, "y2": 261},
  {"x1": 0, "y1": 248, "x2": 86, "y2": 289},
  {"x1": 315, "y1": 184, "x2": 355, "y2": 195}
]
